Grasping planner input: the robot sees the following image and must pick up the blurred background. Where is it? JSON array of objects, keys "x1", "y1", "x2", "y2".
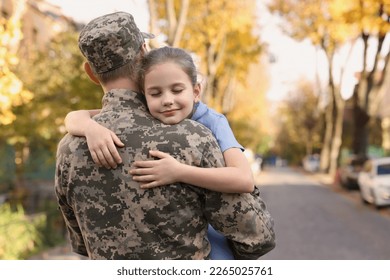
[{"x1": 1, "y1": 0, "x2": 390, "y2": 260}]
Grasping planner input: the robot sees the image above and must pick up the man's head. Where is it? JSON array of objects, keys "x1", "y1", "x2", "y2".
[{"x1": 78, "y1": 12, "x2": 154, "y2": 83}]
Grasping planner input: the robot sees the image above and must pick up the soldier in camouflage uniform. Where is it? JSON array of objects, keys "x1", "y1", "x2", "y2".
[{"x1": 55, "y1": 11, "x2": 275, "y2": 259}]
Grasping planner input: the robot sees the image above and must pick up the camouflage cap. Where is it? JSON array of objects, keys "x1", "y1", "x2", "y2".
[{"x1": 78, "y1": 12, "x2": 154, "y2": 74}]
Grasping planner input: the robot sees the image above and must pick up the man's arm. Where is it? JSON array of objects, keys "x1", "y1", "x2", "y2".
[
  {"x1": 205, "y1": 188, "x2": 275, "y2": 259},
  {"x1": 54, "y1": 138, "x2": 89, "y2": 257}
]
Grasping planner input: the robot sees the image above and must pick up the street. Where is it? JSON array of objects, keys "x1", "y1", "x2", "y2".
[{"x1": 256, "y1": 167, "x2": 390, "y2": 260}]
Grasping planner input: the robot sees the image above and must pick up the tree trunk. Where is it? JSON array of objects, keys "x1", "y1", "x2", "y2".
[
  {"x1": 147, "y1": 0, "x2": 160, "y2": 49},
  {"x1": 352, "y1": 87, "x2": 370, "y2": 156},
  {"x1": 320, "y1": 97, "x2": 333, "y2": 173},
  {"x1": 203, "y1": 37, "x2": 226, "y2": 109},
  {"x1": 147, "y1": 0, "x2": 189, "y2": 48},
  {"x1": 320, "y1": 48, "x2": 336, "y2": 173},
  {"x1": 329, "y1": 97, "x2": 345, "y2": 177},
  {"x1": 353, "y1": 29, "x2": 387, "y2": 157},
  {"x1": 165, "y1": 0, "x2": 189, "y2": 47}
]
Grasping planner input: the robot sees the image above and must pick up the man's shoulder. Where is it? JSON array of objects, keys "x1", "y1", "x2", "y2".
[
  {"x1": 158, "y1": 119, "x2": 215, "y2": 141},
  {"x1": 57, "y1": 133, "x2": 87, "y2": 155},
  {"x1": 177, "y1": 118, "x2": 212, "y2": 133}
]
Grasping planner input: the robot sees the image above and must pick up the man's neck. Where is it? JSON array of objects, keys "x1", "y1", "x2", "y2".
[{"x1": 101, "y1": 77, "x2": 140, "y2": 93}]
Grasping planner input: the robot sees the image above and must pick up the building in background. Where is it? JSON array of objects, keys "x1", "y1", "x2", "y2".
[
  {"x1": 1, "y1": 0, "x2": 77, "y2": 59},
  {"x1": 0, "y1": 0, "x2": 77, "y2": 205}
]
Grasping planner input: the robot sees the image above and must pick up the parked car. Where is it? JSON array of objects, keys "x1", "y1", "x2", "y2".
[
  {"x1": 358, "y1": 157, "x2": 390, "y2": 209},
  {"x1": 338, "y1": 155, "x2": 368, "y2": 190},
  {"x1": 302, "y1": 154, "x2": 320, "y2": 172}
]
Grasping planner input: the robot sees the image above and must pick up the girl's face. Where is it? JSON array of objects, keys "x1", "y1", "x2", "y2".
[{"x1": 143, "y1": 62, "x2": 200, "y2": 125}]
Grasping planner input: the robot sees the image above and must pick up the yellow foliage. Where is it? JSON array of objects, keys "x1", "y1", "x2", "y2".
[
  {"x1": 0, "y1": 14, "x2": 33, "y2": 126},
  {"x1": 228, "y1": 61, "x2": 271, "y2": 149},
  {"x1": 268, "y1": 0, "x2": 357, "y2": 46}
]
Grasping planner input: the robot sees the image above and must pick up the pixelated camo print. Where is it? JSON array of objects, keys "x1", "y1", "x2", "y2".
[
  {"x1": 55, "y1": 89, "x2": 275, "y2": 260},
  {"x1": 78, "y1": 12, "x2": 154, "y2": 74}
]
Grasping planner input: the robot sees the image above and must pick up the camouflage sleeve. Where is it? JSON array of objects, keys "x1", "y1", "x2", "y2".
[
  {"x1": 205, "y1": 187, "x2": 275, "y2": 259},
  {"x1": 54, "y1": 140, "x2": 88, "y2": 257},
  {"x1": 200, "y1": 140, "x2": 276, "y2": 259}
]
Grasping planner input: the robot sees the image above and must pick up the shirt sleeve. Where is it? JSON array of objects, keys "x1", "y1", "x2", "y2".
[
  {"x1": 204, "y1": 187, "x2": 276, "y2": 259},
  {"x1": 54, "y1": 141, "x2": 88, "y2": 257},
  {"x1": 214, "y1": 115, "x2": 244, "y2": 152}
]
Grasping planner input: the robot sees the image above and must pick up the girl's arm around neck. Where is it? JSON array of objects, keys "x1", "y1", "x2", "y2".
[{"x1": 64, "y1": 109, "x2": 101, "y2": 136}]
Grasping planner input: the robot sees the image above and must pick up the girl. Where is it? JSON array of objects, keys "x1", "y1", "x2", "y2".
[{"x1": 65, "y1": 47, "x2": 255, "y2": 259}]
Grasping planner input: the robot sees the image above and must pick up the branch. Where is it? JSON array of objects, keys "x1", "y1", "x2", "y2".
[
  {"x1": 147, "y1": 0, "x2": 160, "y2": 49},
  {"x1": 166, "y1": 0, "x2": 176, "y2": 45},
  {"x1": 172, "y1": 0, "x2": 189, "y2": 47}
]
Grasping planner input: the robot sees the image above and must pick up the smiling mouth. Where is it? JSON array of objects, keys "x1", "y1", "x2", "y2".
[{"x1": 161, "y1": 109, "x2": 178, "y2": 116}]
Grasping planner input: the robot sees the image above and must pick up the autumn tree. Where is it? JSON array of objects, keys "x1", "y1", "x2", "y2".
[
  {"x1": 1, "y1": 29, "x2": 101, "y2": 190},
  {"x1": 345, "y1": 0, "x2": 390, "y2": 156},
  {"x1": 274, "y1": 79, "x2": 323, "y2": 164},
  {"x1": 268, "y1": 0, "x2": 357, "y2": 175},
  {"x1": 0, "y1": 1, "x2": 33, "y2": 190},
  {"x1": 228, "y1": 61, "x2": 272, "y2": 153},
  {"x1": 148, "y1": 0, "x2": 190, "y2": 48},
  {"x1": 0, "y1": 1, "x2": 32, "y2": 126}
]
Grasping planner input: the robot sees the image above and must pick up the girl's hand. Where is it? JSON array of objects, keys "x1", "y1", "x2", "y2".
[
  {"x1": 85, "y1": 121, "x2": 124, "y2": 169},
  {"x1": 130, "y1": 150, "x2": 182, "y2": 188}
]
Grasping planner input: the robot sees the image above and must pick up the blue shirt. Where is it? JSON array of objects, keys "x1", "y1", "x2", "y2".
[{"x1": 192, "y1": 101, "x2": 243, "y2": 152}]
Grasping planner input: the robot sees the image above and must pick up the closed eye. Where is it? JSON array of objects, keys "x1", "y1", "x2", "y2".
[
  {"x1": 172, "y1": 88, "x2": 184, "y2": 94},
  {"x1": 148, "y1": 91, "x2": 161, "y2": 97}
]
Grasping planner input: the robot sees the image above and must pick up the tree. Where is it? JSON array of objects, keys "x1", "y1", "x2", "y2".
[
  {"x1": 345, "y1": 0, "x2": 390, "y2": 156},
  {"x1": 0, "y1": 1, "x2": 32, "y2": 126},
  {"x1": 268, "y1": 0, "x2": 357, "y2": 175},
  {"x1": 148, "y1": 0, "x2": 190, "y2": 48},
  {"x1": 1, "y1": 29, "x2": 101, "y2": 190},
  {"x1": 228, "y1": 61, "x2": 272, "y2": 153},
  {"x1": 274, "y1": 79, "x2": 323, "y2": 164}
]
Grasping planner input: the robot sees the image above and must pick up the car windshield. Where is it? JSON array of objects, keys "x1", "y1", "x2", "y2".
[{"x1": 377, "y1": 163, "x2": 390, "y2": 175}]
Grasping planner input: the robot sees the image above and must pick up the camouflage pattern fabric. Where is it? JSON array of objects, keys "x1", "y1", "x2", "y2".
[
  {"x1": 55, "y1": 89, "x2": 275, "y2": 259},
  {"x1": 78, "y1": 12, "x2": 154, "y2": 74}
]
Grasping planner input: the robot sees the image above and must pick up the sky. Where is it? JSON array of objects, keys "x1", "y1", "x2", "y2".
[
  {"x1": 256, "y1": 1, "x2": 321, "y2": 101},
  {"x1": 47, "y1": 0, "x2": 149, "y2": 30},
  {"x1": 46, "y1": 0, "x2": 323, "y2": 102}
]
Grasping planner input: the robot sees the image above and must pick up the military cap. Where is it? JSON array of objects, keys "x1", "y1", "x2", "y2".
[{"x1": 78, "y1": 12, "x2": 154, "y2": 74}]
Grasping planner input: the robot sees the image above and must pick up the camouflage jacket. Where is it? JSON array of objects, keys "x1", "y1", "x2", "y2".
[{"x1": 55, "y1": 89, "x2": 275, "y2": 260}]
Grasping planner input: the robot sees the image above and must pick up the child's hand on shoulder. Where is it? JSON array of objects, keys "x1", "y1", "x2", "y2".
[{"x1": 85, "y1": 121, "x2": 124, "y2": 169}]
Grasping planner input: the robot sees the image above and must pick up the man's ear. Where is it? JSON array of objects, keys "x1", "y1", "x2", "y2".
[
  {"x1": 193, "y1": 83, "x2": 202, "y2": 102},
  {"x1": 141, "y1": 43, "x2": 149, "y2": 54},
  {"x1": 84, "y1": 62, "x2": 100, "y2": 85}
]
